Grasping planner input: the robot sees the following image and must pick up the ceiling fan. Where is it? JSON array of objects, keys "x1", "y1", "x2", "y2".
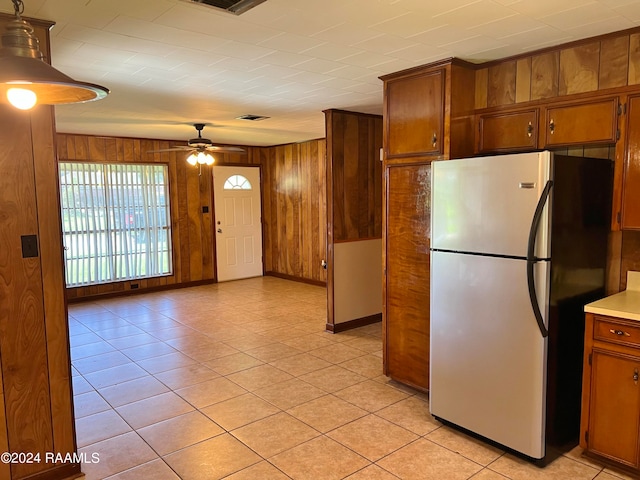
[{"x1": 149, "y1": 123, "x2": 245, "y2": 166}]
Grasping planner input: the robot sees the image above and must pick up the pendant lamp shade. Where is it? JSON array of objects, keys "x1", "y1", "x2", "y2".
[{"x1": 0, "y1": 1, "x2": 109, "y2": 109}]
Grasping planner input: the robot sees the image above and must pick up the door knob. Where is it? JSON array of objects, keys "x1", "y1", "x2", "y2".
[{"x1": 217, "y1": 228, "x2": 222, "y2": 233}]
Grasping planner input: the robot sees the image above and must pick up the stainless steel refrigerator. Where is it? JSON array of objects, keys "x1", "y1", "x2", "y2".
[{"x1": 429, "y1": 150, "x2": 612, "y2": 463}]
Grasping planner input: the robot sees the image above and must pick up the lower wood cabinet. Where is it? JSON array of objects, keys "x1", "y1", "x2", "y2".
[
  {"x1": 581, "y1": 313, "x2": 640, "y2": 472},
  {"x1": 382, "y1": 162, "x2": 431, "y2": 391}
]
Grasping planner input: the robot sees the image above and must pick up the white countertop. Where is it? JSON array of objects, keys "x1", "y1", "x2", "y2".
[{"x1": 585, "y1": 271, "x2": 640, "y2": 321}]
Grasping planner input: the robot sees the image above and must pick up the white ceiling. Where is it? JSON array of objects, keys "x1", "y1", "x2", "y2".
[{"x1": 2, "y1": 0, "x2": 640, "y2": 146}]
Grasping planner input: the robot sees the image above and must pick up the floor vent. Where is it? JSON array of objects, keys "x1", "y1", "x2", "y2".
[
  {"x1": 187, "y1": 0, "x2": 267, "y2": 15},
  {"x1": 236, "y1": 114, "x2": 270, "y2": 121}
]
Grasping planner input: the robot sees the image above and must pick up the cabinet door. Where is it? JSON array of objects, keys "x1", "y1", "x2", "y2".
[
  {"x1": 385, "y1": 70, "x2": 443, "y2": 159},
  {"x1": 544, "y1": 98, "x2": 618, "y2": 147},
  {"x1": 588, "y1": 349, "x2": 640, "y2": 468},
  {"x1": 383, "y1": 163, "x2": 431, "y2": 391},
  {"x1": 478, "y1": 109, "x2": 538, "y2": 153},
  {"x1": 622, "y1": 94, "x2": 640, "y2": 229}
]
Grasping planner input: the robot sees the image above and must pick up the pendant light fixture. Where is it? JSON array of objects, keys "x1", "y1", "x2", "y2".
[{"x1": 0, "y1": 0, "x2": 109, "y2": 110}]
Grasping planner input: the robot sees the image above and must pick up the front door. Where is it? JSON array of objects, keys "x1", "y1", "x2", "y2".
[{"x1": 213, "y1": 166, "x2": 263, "y2": 282}]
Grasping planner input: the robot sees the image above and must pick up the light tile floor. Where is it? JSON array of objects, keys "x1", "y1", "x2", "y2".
[{"x1": 68, "y1": 277, "x2": 634, "y2": 480}]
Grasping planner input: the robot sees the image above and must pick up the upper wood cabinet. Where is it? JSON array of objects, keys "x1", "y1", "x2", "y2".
[
  {"x1": 543, "y1": 97, "x2": 619, "y2": 147},
  {"x1": 383, "y1": 69, "x2": 444, "y2": 159},
  {"x1": 381, "y1": 59, "x2": 476, "y2": 163},
  {"x1": 478, "y1": 108, "x2": 539, "y2": 153},
  {"x1": 622, "y1": 94, "x2": 640, "y2": 230}
]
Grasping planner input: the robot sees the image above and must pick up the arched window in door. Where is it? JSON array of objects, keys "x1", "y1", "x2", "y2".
[{"x1": 223, "y1": 174, "x2": 252, "y2": 190}]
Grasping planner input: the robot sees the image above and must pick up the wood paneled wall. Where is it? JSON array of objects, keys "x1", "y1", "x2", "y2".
[
  {"x1": 325, "y1": 109, "x2": 382, "y2": 242},
  {"x1": 260, "y1": 139, "x2": 327, "y2": 284},
  {"x1": 58, "y1": 134, "x2": 221, "y2": 299},
  {"x1": 475, "y1": 29, "x2": 640, "y2": 109},
  {"x1": 58, "y1": 133, "x2": 326, "y2": 298}
]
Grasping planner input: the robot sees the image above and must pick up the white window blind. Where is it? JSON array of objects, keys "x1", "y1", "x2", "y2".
[{"x1": 59, "y1": 162, "x2": 173, "y2": 287}]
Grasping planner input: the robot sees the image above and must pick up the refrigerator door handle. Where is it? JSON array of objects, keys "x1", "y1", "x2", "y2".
[{"x1": 526, "y1": 180, "x2": 553, "y2": 338}]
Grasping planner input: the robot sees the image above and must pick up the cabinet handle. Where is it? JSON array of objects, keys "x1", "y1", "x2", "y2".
[
  {"x1": 549, "y1": 119, "x2": 555, "y2": 134},
  {"x1": 527, "y1": 122, "x2": 533, "y2": 138},
  {"x1": 609, "y1": 328, "x2": 631, "y2": 337},
  {"x1": 432, "y1": 132, "x2": 437, "y2": 148},
  {"x1": 634, "y1": 369, "x2": 639, "y2": 384}
]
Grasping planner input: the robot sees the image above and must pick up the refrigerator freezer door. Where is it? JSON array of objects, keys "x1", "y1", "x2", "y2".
[
  {"x1": 430, "y1": 250, "x2": 550, "y2": 459},
  {"x1": 431, "y1": 151, "x2": 551, "y2": 258}
]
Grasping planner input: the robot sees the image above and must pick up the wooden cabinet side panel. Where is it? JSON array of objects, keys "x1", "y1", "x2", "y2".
[
  {"x1": 580, "y1": 313, "x2": 595, "y2": 451},
  {"x1": 449, "y1": 64, "x2": 476, "y2": 159},
  {"x1": 384, "y1": 163, "x2": 431, "y2": 391},
  {"x1": 622, "y1": 95, "x2": 640, "y2": 229},
  {"x1": 385, "y1": 71, "x2": 443, "y2": 158}
]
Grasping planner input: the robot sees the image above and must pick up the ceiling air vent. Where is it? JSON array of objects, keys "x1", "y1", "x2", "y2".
[{"x1": 188, "y1": 0, "x2": 267, "y2": 15}]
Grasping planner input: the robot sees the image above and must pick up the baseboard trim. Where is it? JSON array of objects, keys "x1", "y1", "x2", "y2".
[
  {"x1": 26, "y1": 462, "x2": 82, "y2": 480},
  {"x1": 66, "y1": 279, "x2": 215, "y2": 303},
  {"x1": 326, "y1": 313, "x2": 382, "y2": 333},
  {"x1": 265, "y1": 271, "x2": 326, "y2": 287}
]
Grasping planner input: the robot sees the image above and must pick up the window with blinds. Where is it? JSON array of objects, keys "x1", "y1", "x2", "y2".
[{"x1": 59, "y1": 162, "x2": 173, "y2": 287}]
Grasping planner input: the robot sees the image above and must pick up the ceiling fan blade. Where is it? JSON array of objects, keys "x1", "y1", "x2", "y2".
[
  {"x1": 147, "y1": 147, "x2": 193, "y2": 153},
  {"x1": 206, "y1": 146, "x2": 246, "y2": 153}
]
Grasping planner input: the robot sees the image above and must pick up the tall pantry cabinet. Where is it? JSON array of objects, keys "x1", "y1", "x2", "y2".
[{"x1": 380, "y1": 59, "x2": 476, "y2": 391}]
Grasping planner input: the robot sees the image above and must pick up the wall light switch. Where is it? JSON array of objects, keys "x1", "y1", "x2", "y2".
[{"x1": 21, "y1": 235, "x2": 39, "y2": 258}]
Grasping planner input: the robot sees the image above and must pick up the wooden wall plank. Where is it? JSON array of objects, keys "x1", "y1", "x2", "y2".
[
  {"x1": 559, "y1": 42, "x2": 600, "y2": 96},
  {"x1": 629, "y1": 33, "x2": 640, "y2": 85},
  {"x1": 488, "y1": 61, "x2": 516, "y2": 107},
  {"x1": 32, "y1": 107, "x2": 76, "y2": 460},
  {"x1": 600, "y1": 36, "x2": 629, "y2": 90},
  {"x1": 516, "y1": 58, "x2": 532, "y2": 103},
  {"x1": 344, "y1": 114, "x2": 360, "y2": 238},
  {"x1": 531, "y1": 51, "x2": 559, "y2": 100},
  {"x1": 475, "y1": 68, "x2": 488, "y2": 109},
  {"x1": 88, "y1": 136, "x2": 106, "y2": 161}
]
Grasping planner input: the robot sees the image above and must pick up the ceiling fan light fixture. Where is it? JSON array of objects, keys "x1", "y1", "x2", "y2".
[
  {"x1": 0, "y1": 0, "x2": 109, "y2": 110},
  {"x1": 186, "y1": 153, "x2": 198, "y2": 166},
  {"x1": 198, "y1": 151, "x2": 215, "y2": 165}
]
